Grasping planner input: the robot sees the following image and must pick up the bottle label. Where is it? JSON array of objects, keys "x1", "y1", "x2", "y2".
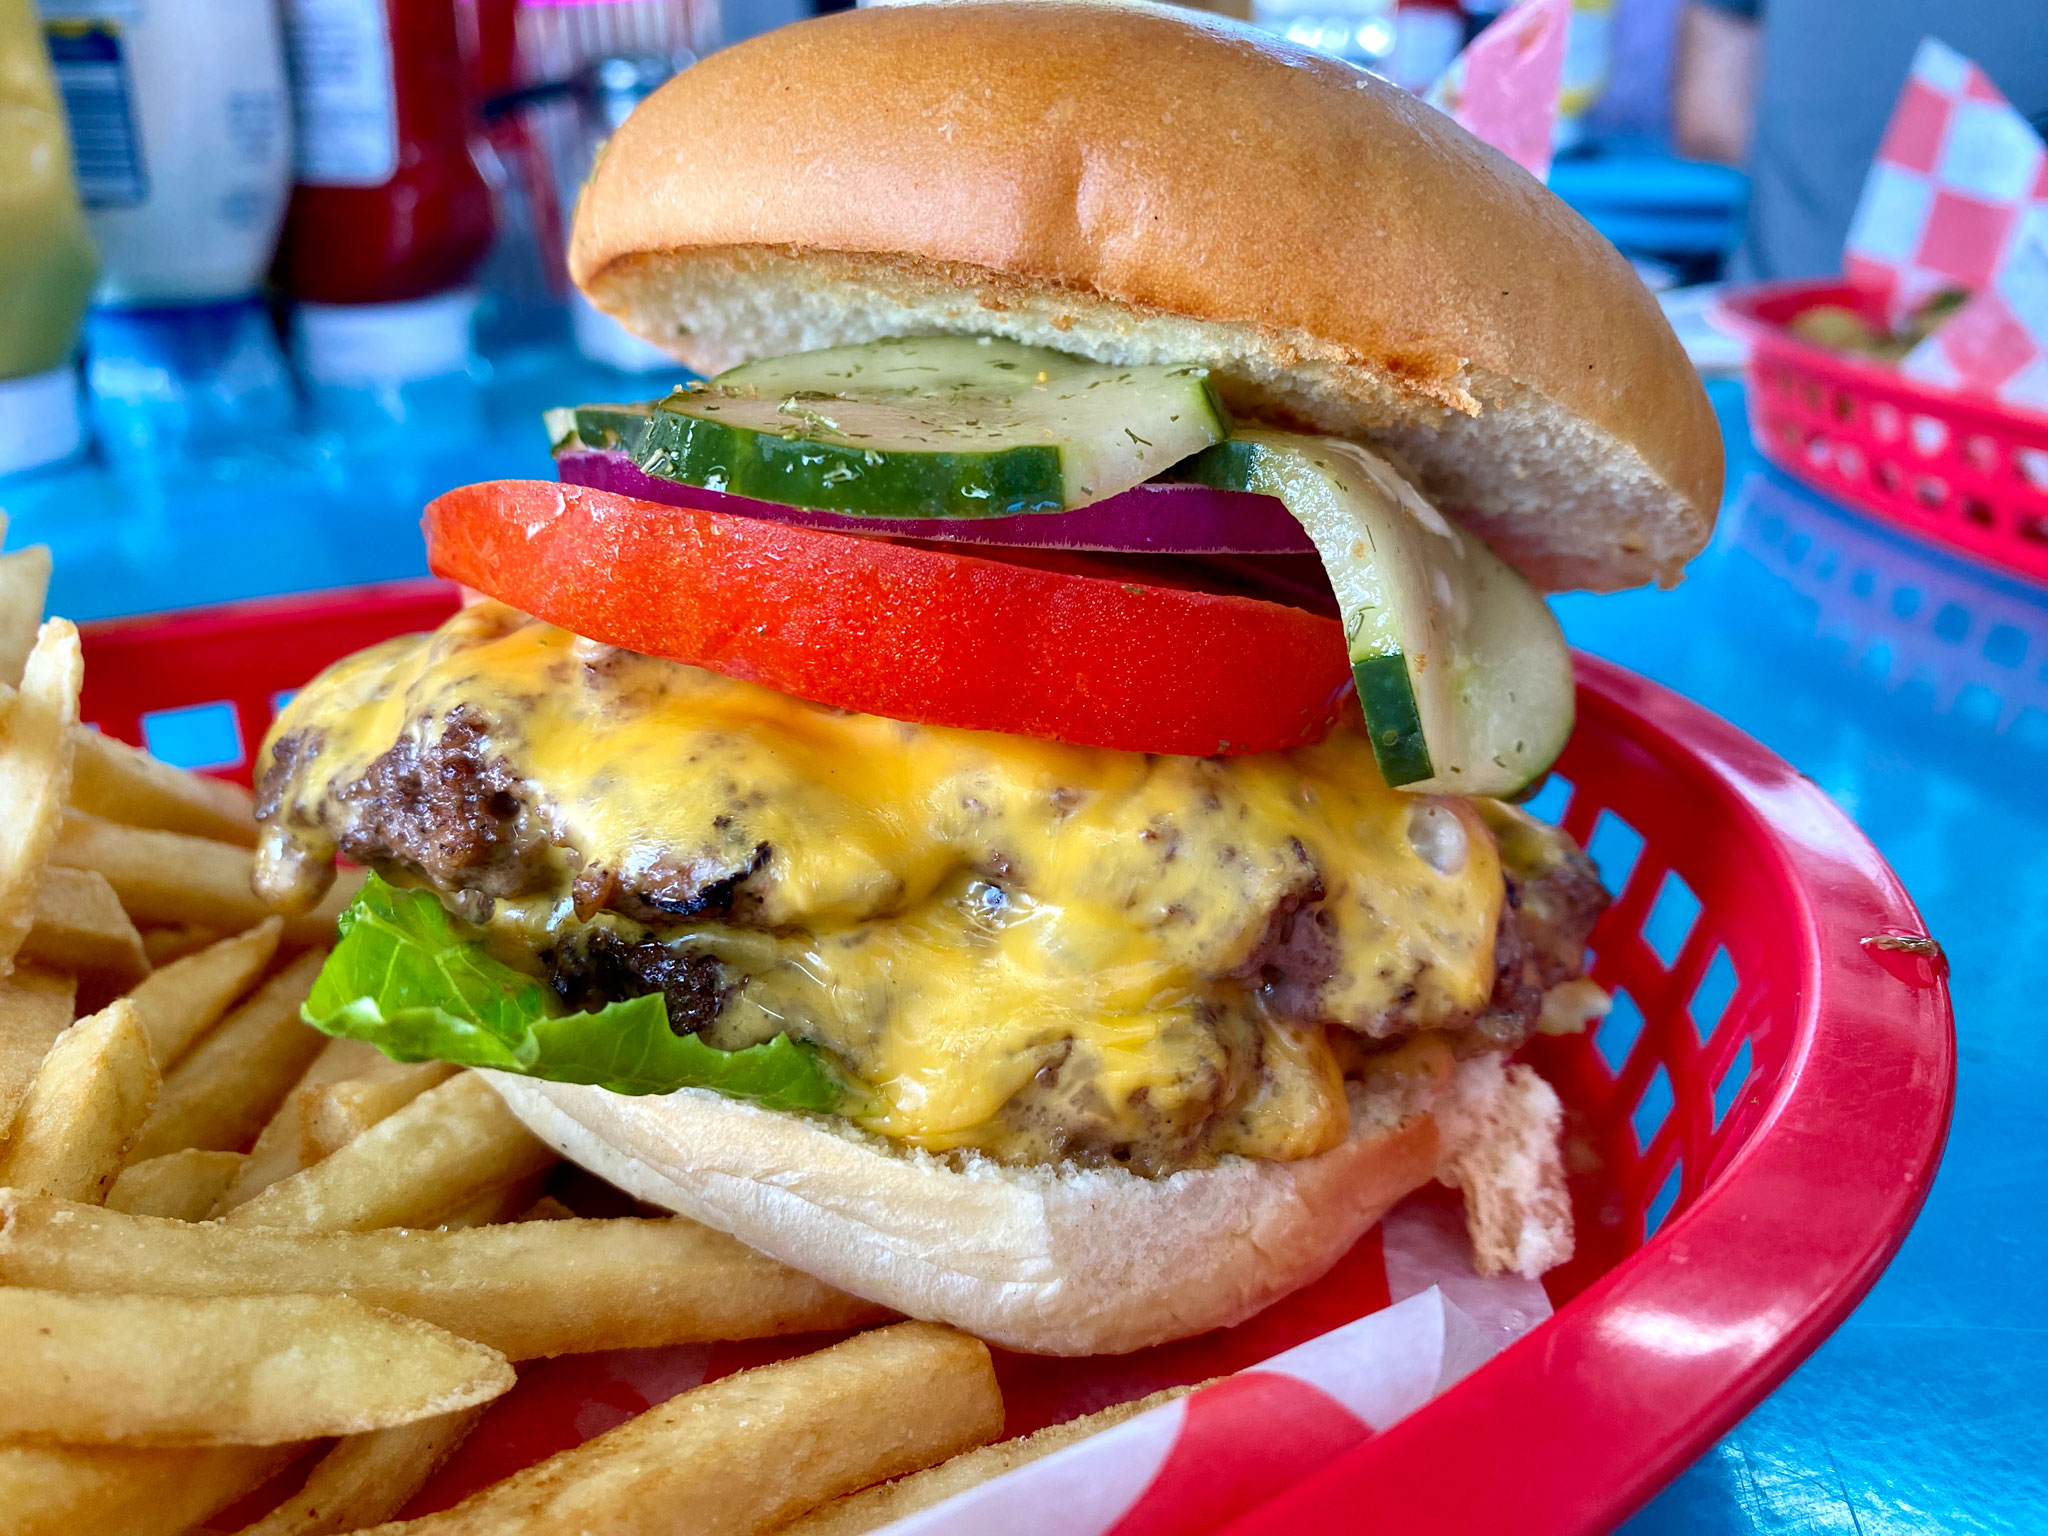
[
  {"x1": 44, "y1": 21, "x2": 149, "y2": 208},
  {"x1": 282, "y1": 0, "x2": 397, "y2": 186}
]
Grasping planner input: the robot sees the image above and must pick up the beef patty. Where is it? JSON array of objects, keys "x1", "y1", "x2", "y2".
[{"x1": 254, "y1": 608, "x2": 1607, "y2": 1174}]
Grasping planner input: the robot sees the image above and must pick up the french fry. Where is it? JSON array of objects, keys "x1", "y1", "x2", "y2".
[
  {"x1": 0, "y1": 544, "x2": 51, "y2": 687},
  {"x1": 429, "y1": 1172, "x2": 553, "y2": 1231},
  {"x1": 49, "y1": 811, "x2": 267, "y2": 930},
  {"x1": 20, "y1": 865, "x2": 148, "y2": 985},
  {"x1": 515, "y1": 1194, "x2": 578, "y2": 1222},
  {"x1": 0, "y1": 964, "x2": 74, "y2": 1137},
  {"x1": 0, "y1": 999, "x2": 158, "y2": 1201},
  {"x1": 47, "y1": 816, "x2": 355, "y2": 947},
  {"x1": 6, "y1": 971, "x2": 433, "y2": 1526},
  {"x1": 0, "y1": 620, "x2": 82, "y2": 975},
  {"x1": 225, "y1": 1071, "x2": 557, "y2": 1232},
  {"x1": 108, "y1": 1147, "x2": 247, "y2": 1218},
  {"x1": 141, "y1": 923, "x2": 231, "y2": 965},
  {"x1": 34, "y1": 1043, "x2": 454, "y2": 1526},
  {"x1": 297, "y1": 1035, "x2": 394, "y2": 1090},
  {"x1": 0, "y1": 1288, "x2": 511, "y2": 1445},
  {"x1": 780, "y1": 1384, "x2": 1200, "y2": 1536},
  {"x1": 128, "y1": 949, "x2": 329, "y2": 1161},
  {"x1": 0, "y1": 1193, "x2": 891, "y2": 1359},
  {"x1": 303, "y1": 1059, "x2": 462, "y2": 1163},
  {"x1": 217, "y1": 1036, "x2": 404, "y2": 1208},
  {"x1": 222, "y1": 1051, "x2": 454, "y2": 1211},
  {"x1": 233, "y1": 1408, "x2": 489, "y2": 1536},
  {"x1": 125, "y1": 916, "x2": 280, "y2": 1069},
  {"x1": 0, "y1": 1442, "x2": 297, "y2": 1536},
  {"x1": 68, "y1": 724, "x2": 258, "y2": 846},
  {"x1": 290, "y1": 863, "x2": 367, "y2": 948},
  {"x1": 357, "y1": 1322, "x2": 1001, "y2": 1536},
  {"x1": 107, "y1": 1149, "x2": 249, "y2": 1219}
]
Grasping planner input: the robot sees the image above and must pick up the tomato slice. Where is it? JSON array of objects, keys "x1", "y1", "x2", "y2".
[{"x1": 424, "y1": 481, "x2": 1356, "y2": 756}]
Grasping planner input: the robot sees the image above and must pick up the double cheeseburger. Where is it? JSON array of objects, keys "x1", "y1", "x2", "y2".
[{"x1": 253, "y1": 2, "x2": 1720, "y2": 1354}]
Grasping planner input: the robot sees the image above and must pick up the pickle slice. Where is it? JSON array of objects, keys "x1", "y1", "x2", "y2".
[
  {"x1": 546, "y1": 402, "x2": 652, "y2": 456},
  {"x1": 1180, "y1": 433, "x2": 1573, "y2": 795},
  {"x1": 557, "y1": 337, "x2": 1230, "y2": 520}
]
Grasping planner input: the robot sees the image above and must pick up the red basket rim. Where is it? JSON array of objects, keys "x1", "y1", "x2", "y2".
[
  {"x1": 1225, "y1": 651, "x2": 1954, "y2": 1535},
  {"x1": 75, "y1": 591, "x2": 1955, "y2": 1532},
  {"x1": 76, "y1": 577, "x2": 462, "y2": 644},
  {"x1": 1711, "y1": 277, "x2": 2048, "y2": 432}
]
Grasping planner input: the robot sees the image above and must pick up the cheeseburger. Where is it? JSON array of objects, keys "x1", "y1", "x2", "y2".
[{"x1": 252, "y1": 1, "x2": 1720, "y2": 1355}]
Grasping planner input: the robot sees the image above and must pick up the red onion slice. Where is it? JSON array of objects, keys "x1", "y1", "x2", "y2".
[{"x1": 555, "y1": 446, "x2": 1314, "y2": 555}]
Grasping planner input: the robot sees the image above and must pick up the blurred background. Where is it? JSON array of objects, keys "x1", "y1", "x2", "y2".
[
  {"x1": 4, "y1": 0, "x2": 2047, "y2": 1530},
  {"x1": 0, "y1": 0, "x2": 1766, "y2": 507}
]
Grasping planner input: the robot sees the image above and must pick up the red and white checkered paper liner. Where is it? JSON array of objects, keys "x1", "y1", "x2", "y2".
[
  {"x1": 1844, "y1": 38, "x2": 2048, "y2": 327},
  {"x1": 1423, "y1": 0, "x2": 1570, "y2": 182},
  {"x1": 377, "y1": 1192, "x2": 1552, "y2": 1528},
  {"x1": 873, "y1": 1198, "x2": 1551, "y2": 1536},
  {"x1": 1901, "y1": 207, "x2": 2048, "y2": 414}
]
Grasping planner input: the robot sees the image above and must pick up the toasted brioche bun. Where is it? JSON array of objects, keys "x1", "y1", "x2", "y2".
[
  {"x1": 570, "y1": 0, "x2": 1721, "y2": 592},
  {"x1": 483, "y1": 1054, "x2": 1570, "y2": 1355}
]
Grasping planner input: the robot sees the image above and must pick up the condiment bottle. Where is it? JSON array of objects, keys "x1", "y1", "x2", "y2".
[
  {"x1": 39, "y1": 0, "x2": 295, "y2": 459},
  {"x1": 278, "y1": 0, "x2": 496, "y2": 388},
  {"x1": 39, "y1": 0, "x2": 293, "y2": 305},
  {"x1": 0, "y1": 0, "x2": 96, "y2": 477}
]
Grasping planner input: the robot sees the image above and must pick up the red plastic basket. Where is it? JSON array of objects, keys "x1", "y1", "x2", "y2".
[
  {"x1": 78, "y1": 582, "x2": 1954, "y2": 1534},
  {"x1": 1716, "y1": 278, "x2": 2048, "y2": 585}
]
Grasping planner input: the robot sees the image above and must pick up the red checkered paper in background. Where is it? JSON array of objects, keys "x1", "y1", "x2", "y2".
[
  {"x1": 1902, "y1": 212, "x2": 2048, "y2": 412},
  {"x1": 1844, "y1": 38, "x2": 2048, "y2": 326},
  {"x1": 1422, "y1": 0, "x2": 1570, "y2": 182}
]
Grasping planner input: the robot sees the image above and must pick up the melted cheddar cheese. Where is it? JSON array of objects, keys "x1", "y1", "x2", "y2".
[{"x1": 258, "y1": 603, "x2": 1509, "y2": 1169}]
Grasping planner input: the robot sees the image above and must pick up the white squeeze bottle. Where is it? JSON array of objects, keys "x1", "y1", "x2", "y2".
[
  {"x1": 39, "y1": 0, "x2": 296, "y2": 458},
  {"x1": 39, "y1": 0, "x2": 292, "y2": 303}
]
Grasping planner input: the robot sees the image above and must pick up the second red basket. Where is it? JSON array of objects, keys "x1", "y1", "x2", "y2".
[{"x1": 1717, "y1": 278, "x2": 2048, "y2": 586}]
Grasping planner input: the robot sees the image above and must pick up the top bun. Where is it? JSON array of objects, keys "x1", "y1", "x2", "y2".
[{"x1": 571, "y1": 0, "x2": 1720, "y2": 592}]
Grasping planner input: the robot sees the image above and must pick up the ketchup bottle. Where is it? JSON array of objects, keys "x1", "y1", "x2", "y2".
[{"x1": 277, "y1": 0, "x2": 495, "y2": 386}]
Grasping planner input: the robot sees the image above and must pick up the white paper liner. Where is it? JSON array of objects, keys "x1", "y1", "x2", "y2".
[{"x1": 871, "y1": 1194, "x2": 1554, "y2": 1535}]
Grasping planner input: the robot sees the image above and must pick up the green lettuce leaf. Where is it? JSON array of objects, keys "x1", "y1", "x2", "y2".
[{"x1": 303, "y1": 875, "x2": 844, "y2": 1113}]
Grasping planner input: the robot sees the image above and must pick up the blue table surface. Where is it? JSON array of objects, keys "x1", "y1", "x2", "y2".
[{"x1": 3, "y1": 358, "x2": 2042, "y2": 1534}]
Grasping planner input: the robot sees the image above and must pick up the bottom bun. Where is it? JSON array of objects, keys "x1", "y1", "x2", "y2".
[{"x1": 483, "y1": 1054, "x2": 1571, "y2": 1356}]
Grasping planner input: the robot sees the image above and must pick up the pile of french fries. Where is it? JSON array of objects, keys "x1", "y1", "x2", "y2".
[{"x1": 0, "y1": 525, "x2": 1194, "y2": 1535}]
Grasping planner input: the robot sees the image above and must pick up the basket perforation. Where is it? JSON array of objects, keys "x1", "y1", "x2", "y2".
[
  {"x1": 1519, "y1": 743, "x2": 1797, "y2": 1280},
  {"x1": 1649, "y1": 889, "x2": 1730, "y2": 1202},
  {"x1": 1644, "y1": 1162, "x2": 1684, "y2": 1235},
  {"x1": 1689, "y1": 946, "x2": 1739, "y2": 1039},
  {"x1": 1632, "y1": 1063, "x2": 1677, "y2": 1155},
  {"x1": 1641, "y1": 870, "x2": 1702, "y2": 969},
  {"x1": 1711, "y1": 1038, "x2": 1757, "y2": 1133},
  {"x1": 1540, "y1": 741, "x2": 1794, "y2": 1253}
]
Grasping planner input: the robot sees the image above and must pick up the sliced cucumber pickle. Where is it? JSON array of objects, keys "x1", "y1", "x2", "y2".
[
  {"x1": 1179, "y1": 432, "x2": 1573, "y2": 796},
  {"x1": 546, "y1": 402, "x2": 654, "y2": 456},
  {"x1": 560, "y1": 337, "x2": 1229, "y2": 519}
]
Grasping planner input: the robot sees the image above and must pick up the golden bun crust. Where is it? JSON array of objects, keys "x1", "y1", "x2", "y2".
[
  {"x1": 570, "y1": 1, "x2": 1720, "y2": 591},
  {"x1": 482, "y1": 1055, "x2": 1570, "y2": 1356}
]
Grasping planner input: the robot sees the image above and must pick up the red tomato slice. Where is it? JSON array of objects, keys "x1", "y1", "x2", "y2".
[{"x1": 424, "y1": 481, "x2": 1356, "y2": 756}]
